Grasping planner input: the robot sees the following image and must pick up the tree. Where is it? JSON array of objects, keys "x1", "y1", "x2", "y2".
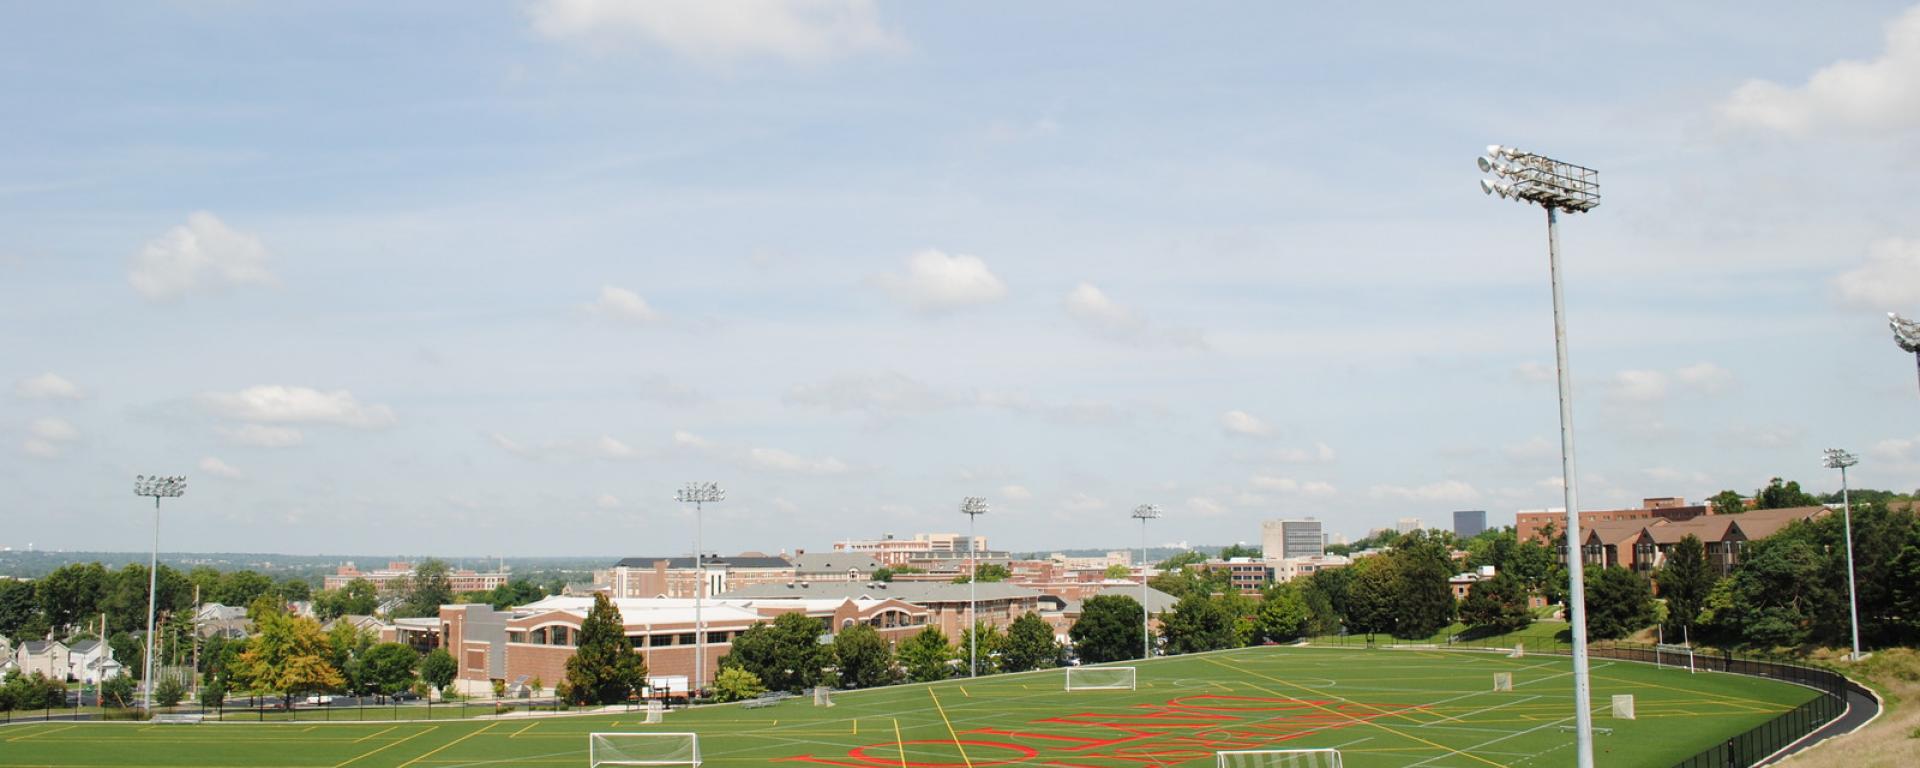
[
  {"x1": 563, "y1": 593, "x2": 647, "y2": 705},
  {"x1": 1504, "y1": 539, "x2": 1564, "y2": 606},
  {"x1": 1302, "y1": 567, "x2": 1354, "y2": 632},
  {"x1": 1656, "y1": 535, "x2": 1713, "y2": 640},
  {"x1": 1755, "y1": 478, "x2": 1820, "y2": 510},
  {"x1": 199, "y1": 675, "x2": 228, "y2": 709},
  {"x1": 832, "y1": 624, "x2": 894, "y2": 688},
  {"x1": 1158, "y1": 551, "x2": 1209, "y2": 570},
  {"x1": 1584, "y1": 567, "x2": 1655, "y2": 640},
  {"x1": 1161, "y1": 594, "x2": 1239, "y2": 654},
  {"x1": 720, "y1": 612, "x2": 828, "y2": 693},
  {"x1": 712, "y1": 667, "x2": 766, "y2": 702},
  {"x1": 109, "y1": 631, "x2": 143, "y2": 680},
  {"x1": 396, "y1": 560, "x2": 454, "y2": 619},
  {"x1": 1464, "y1": 529, "x2": 1516, "y2": 571},
  {"x1": 1390, "y1": 531, "x2": 1457, "y2": 639},
  {"x1": 898, "y1": 627, "x2": 955, "y2": 682},
  {"x1": 1070, "y1": 594, "x2": 1144, "y2": 663},
  {"x1": 101, "y1": 674, "x2": 136, "y2": 708},
  {"x1": 0, "y1": 579, "x2": 38, "y2": 642},
  {"x1": 360, "y1": 643, "x2": 420, "y2": 698},
  {"x1": 154, "y1": 676, "x2": 186, "y2": 708},
  {"x1": 420, "y1": 649, "x2": 457, "y2": 696},
  {"x1": 212, "y1": 570, "x2": 275, "y2": 609},
  {"x1": 274, "y1": 577, "x2": 313, "y2": 603},
  {"x1": 1104, "y1": 563, "x2": 1131, "y2": 580},
  {"x1": 237, "y1": 605, "x2": 344, "y2": 709},
  {"x1": 1000, "y1": 612, "x2": 1059, "y2": 673},
  {"x1": 327, "y1": 622, "x2": 375, "y2": 695},
  {"x1": 953, "y1": 563, "x2": 1011, "y2": 584},
  {"x1": 1345, "y1": 556, "x2": 1401, "y2": 638},
  {"x1": 487, "y1": 579, "x2": 546, "y2": 611},
  {"x1": 1708, "y1": 490, "x2": 1746, "y2": 516},
  {"x1": 872, "y1": 566, "x2": 923, "y2": 582},
  {"x1": 315, "y1": 578, "x2": 379, "y2": 621},
  {"x1": 1219, "y1": 543, "x2": 1262, "y2": 560},
  {"x1": 36, "y1": 562, "x2": 107, "y2": 632},
  {"x1": 960, "y1": 620, "x2": 1008, "y2": 674},
  {"x1": 1458, "y1": 573, "x2": 1532, "y2": 633},
  {"x1": 1253, "y1": 583, "x2": 1310, "y2": 643}
]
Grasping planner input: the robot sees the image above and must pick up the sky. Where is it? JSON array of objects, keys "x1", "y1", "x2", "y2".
[{"x1": 7, "y1": 1, "x2": 1920, "y2": 557}]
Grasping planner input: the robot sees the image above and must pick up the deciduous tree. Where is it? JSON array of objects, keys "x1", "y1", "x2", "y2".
[
  {"x1": 1656, "y1": 535, "x2": 1713, "y2": 639},
  {"x1": 1458, "y1": 572, "x2": 1532, "y2": 633},
  {"x1": 720, "y1": 612, "x2": 827, "y2": 693},
  {"x1": 898, "y1": 627, "x2": 955, "y2": 682},
  {"x1": 1000, "y1": 612, "x2": 1059, "y2": 673},
  {"x1": 562, "y1": 593, "x2": 647, "y2": 705},
  {"x1": 1070, "y1": 594, "x2": 1144, "y2": 663},
  {"x1": 832, "y1": 624, "x2": 894, "y2": 689},
  {"x1": 1584, "y1": 567, "x2": 1655, "y2": 640}
]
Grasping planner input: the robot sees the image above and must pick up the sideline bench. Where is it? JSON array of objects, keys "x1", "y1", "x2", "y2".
[{"x1": 151, "y1": 714, "x2": 205, "y2": 724}]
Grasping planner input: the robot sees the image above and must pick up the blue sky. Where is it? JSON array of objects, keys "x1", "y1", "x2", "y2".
[{"x1": 7, "y1": 1, "x2": 1920, "y2": 557}]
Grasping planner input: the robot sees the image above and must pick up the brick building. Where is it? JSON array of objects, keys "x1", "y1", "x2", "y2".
[
  {"x1": 323, "y1": 561, "x2": 511, "y2": 593},
  {"x1": 597, "y1": 555, "x2": 797, "y2": 599},
  {"x1": 1515, "y1": 497, "x2": 1707, "y2": 544}
]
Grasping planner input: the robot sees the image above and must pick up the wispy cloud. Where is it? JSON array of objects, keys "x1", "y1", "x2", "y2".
[
  {"x1": 875, "y1": 249, "x2": 1008, "y2": 312},
  {"x1": 529, "y1": 0, "x2": 903, "y2": 64},
  {"x1": 128, "y1": 212, "x2": 275, "y2": 300},
  {"x1": 1719, "y1": 6, "x2": 1920, "y2": 136}
]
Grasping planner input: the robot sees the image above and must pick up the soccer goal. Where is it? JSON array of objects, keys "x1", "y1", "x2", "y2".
[
  {"x1": 1216, "y1": 748, "x2": 1342, "y2": 768},
  {"x1": 1611, "y1": 694, "x2": 1636, "y2": 720},
  {"x1": 589, "y1": 733, "x2": 700, "y2": 767},
  {"x1": 1065, "y1": 666, "x2": 1136, "y2": 691},
  {"x1": 1492, "y1": 672, "x2": 1513, "y2": 692},
  {"x1": 1656, "y1": 643, "x2": 1696, "y2": 674},
  {"x1": 813, "y1": 685, "x2": 834, "y2": 707}
]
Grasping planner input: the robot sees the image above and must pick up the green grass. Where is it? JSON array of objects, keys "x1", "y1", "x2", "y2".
[
  {"x1": 1309, "y1": 620, "x2": 1573, "y2": 649},
  {"x1": 0, "y1": 646, "x2": 1817, "y2": 768}
]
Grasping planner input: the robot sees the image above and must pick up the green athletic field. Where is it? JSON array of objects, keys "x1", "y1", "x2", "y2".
[{"x1": 0, "y1": 646, "x2": 1817, "y2": 768}]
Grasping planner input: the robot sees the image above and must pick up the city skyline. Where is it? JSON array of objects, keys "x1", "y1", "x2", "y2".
[{"x1": 7, "y1": 3, "x2": 1920, "y2": 556}]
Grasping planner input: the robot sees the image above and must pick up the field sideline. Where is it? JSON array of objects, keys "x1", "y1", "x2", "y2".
[{"x1": 0, "y1": 646, "x2": 1819, "y2": 768}]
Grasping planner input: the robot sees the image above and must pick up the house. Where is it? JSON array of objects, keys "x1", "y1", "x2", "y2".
[
  {"x1": 67, "y1": 640, "x2": 122, "y2": 684},
  {"x1": 789, "y1": 552, "x2": 883, "y2": 582},
  {"x1": 1574, "y1": 506, "x2": 1828, "y2": 575},
  {"x1": 194, "y1": 603, "x2": 251, "y2": 639},
  {"x1": 15, "y1": 640, "x2": 70, "y2": 681}
]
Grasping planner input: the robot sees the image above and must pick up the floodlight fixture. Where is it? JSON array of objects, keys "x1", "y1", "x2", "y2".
[
  {"x1": 1131, "y1": 504, "x2": 1161, "y2": 660},
  {"x1": 133, "y1": 474, "x2": 187, "y2": 711},
  {"x1": 674, "y1": 481, "x2": 726, "y2": 695},
  {"x1": 1823, "y1": 448, "x2": 1864, "y2": 661},
  {"x1": 960, "y1": 496, "x2": 988, "y2": 677},
  {"x1": 1476, "y1": 142, "x2": 1600, "y2": 768},
  {"x1": 1889, "y1": 313, "x2": 1920, "y2": 394}
]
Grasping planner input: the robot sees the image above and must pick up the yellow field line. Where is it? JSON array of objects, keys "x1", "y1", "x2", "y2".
[
  {"x1": 397, "y1": 721, "x2": 497, "y2": 768},
  {"x1": 6, "y1": 724, "x2": 75, "y2": 742},
  {"x1": 354, "y1": 725, "x2": 398, "y2": 743},
  {"x1": 926, "y1": 688, "x2": 973, "y2": 768},
  {"x1": 852, "y1": 718, "x2": 857, "y2": 736},
  {"x1": 333, "y1": 725, "x2": 438, "y2": 768},
  {"x1": 511, "y1": 721, "x2": 539, "y2": 738},
  {"x1": 891, "y1": 717, "x2": 908, "y2": 768},
  {"x1": 960, "y1": 686, "x2": 970, "y2": 698},
  {"x1": 1204, "y1": 657, "x2": 1510, "y2": 768}
]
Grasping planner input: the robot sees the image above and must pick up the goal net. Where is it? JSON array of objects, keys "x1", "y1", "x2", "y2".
[
  {"x1": 1611, "y1": 694, "x2": 1636, "y2": 720},
  {"x1": 1217, "y1": 748, "x2": 1342, "y2": 768},
  {"x1": 589, "y1": 733, "x2": 700, "y2": 767},
  {"x1": 813, "y1": 686, "x2": 833, "y2": 707},
  {"x1": 1656, "y1": 643, "x2": 1696, "y2": 673},
  {"x1": 1065, "y1": 666, "x2": 1136, "y2": 691},
  {"x1": 1492, "y1": 672, "x2": 1513, "y2": 692}
]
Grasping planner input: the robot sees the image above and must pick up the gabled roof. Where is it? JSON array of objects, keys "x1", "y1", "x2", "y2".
[
  {"x1": 614, "y1": 555, "x2": 795, "y2": 569},
  {"x1": 67, "y1": 639, "x2": 100, "y2": 655},
  {"x1": 20, "y1": 640, "x2": 65, "y2": 655},
  {"x1": 789, "y1": 553, "x2": 882, "y2": 573}
]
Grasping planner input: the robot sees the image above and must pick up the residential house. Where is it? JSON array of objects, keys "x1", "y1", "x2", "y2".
[{"x1": 15, "y1": 640, "x2": 70, "y2": 681}]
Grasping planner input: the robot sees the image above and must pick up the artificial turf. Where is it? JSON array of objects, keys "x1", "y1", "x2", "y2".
[{"x1": 0, "y1": 645, "x2": 1817, "y2": 768}]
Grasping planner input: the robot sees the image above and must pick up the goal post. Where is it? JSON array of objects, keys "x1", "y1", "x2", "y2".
[
  {"x1": 588, "y1": 733, "x2": 700, "y2": 767},
  {"x1": 1217, "y1": 748, "x2": 1342, "y2": 768},
  {"x1": 1065, "y1": 666, "x2": 1136, "y2": 691}
]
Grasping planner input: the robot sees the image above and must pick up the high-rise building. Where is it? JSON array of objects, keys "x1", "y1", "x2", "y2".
[
  {"x1": 1396, "y1": 517, "x2": 1424, "y2": 534},
  {"x1": 1260, "y1": 518, "x2": 1325, "y2": 559},
  {"x1": 1453, "y1": 510, "x2": 1487, "y2": 539}
]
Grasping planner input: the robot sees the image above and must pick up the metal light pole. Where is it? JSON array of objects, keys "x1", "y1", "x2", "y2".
[
  {"x1": 1479, "y1": 144, "x2": 1601, "y2": 768},
  {"x1": 1131, "y1": 505, "x2": 1161, "y2": 660},
  {"x1": 674, "y1": 482, "x2": 724, "y2": 695},
  {"x1": 1823, "y1": 449, "x2": 1864, "y2": 661},
  {"x1": 133, "y1": 474, "x2": 185, "y2": 711},
  {"x1": 960, "y1": 496, "x2": 989, "y2": 677},
  {"x1": 1889, "y1": 314, "x2": 1920, "y2": 395}
]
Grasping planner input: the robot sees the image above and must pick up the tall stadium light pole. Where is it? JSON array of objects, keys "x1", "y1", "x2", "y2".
[
  {"x1": 960, "y1": 496, "x2": 989, "y2": 678},
  {"x1": 1131, "y1": 504, "x2": 1161, "y2": 660},
  {"x1": 1823, "y1": 449, "x2": 1864, "y2": 661},
  {"x1": 1479, "y1": 144, "x2": 1601, "y2": 768},
  {"x1": 1889, "y1": 313, "x2": 1920, "y2": 395},
  {"x1": 675, "y1": 482, "x2": 724, "y2": 695},
  {"x1": 133, "y1": 474, "x2": 185, "y2": 711}
]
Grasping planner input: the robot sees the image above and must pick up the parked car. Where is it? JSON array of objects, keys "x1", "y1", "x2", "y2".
[{"x1": 304, "y1": 694, "x2": 336, "y2": 705}]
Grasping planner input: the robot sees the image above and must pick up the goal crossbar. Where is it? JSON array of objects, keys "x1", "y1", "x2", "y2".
[
  {"x1": 1065, "y1": 666, "x2": 1137, "y2": 691},
  {"x1": 1217, "y1": 748, "x2": 1342, "y2": 768},
  {"x1": 589, "y1": 732, "x2": 700, "y2": 767}
]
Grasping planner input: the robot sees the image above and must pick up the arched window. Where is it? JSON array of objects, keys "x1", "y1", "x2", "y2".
[{"x1": 530, "y1": 627, "x2": 549, "y2": 645}]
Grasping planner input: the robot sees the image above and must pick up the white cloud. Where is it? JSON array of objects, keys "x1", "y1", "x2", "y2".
[
  {"x1": 877, "y1": 249, "x2": 1007, "y2": 312},
  {"x1": 1061, "y1": 493, "x2": 1108, "y2": 513},
  {"x1": 491, "y1": 431, "x2": 641, "y2": 461},
  {"x1": 1220, "y1": 409, "x2": 1274, "y2": 438},
  {"x1": 999, "y1": 484, "x2": 1033, "y2": 501},
  {"x1": 1675, "y1": 362, "x2": 1735, "y2": 394},
  {"x1": 13, "y1": 372, "x2": 83, "y2": 400},
  {"x1": 748, "y1": 446, "x2": 848, "y2": 475},
  {"x1": 29, "y1": 418, "x2": 78, "y2": 443},
  {"x1": 1834, "y1": 239, "x2": 1920, "y2": 307},
  {"x1": 220, "y1": 423, "x2": 305, "y2": 448},
  {"x1": 596, "y1": 436, "x2": 638, "y2": 459},
  {"x1": 201, "y1": 386, "x2": 396, "y2": 429},
  {"x1": 1873, "y1": 436, "x2": 1917, "y2": 461},
  {"x1": 530, "y1": 0, "x2": 903, "y2": 64},
  {"x1": 1608, "y1": 370, "x2": 1670, "y2": 403},
  {"x1": 1274, "y1": 442, "x2": 1336, "y2": 463},
  {"x1": 786, "y1": 372, "x2": 949, "y2": 414},
  {"x1": 1513, "y1": 362, "x2": 1556, "y2": 384},
  {"x1": 585, "y1": 285, "x2": 662, "y2": 323},
  {"x1": 128, "y1": 211, "x2": 275, "y2": 300},
  {"x1": 1719, "y1": 6, "x2": 1920, "y2": 136},
  {"x1": 198, "y1": 456, "x2": 243, "y2": 479},
  {"x1": 1249, "y1": 475, "x2": 1338, "y2": 496},
  {"x1": 672, "y1": 429, "x2": 713, "y2": 449},
  {"x1": 1369, "y1": 480, "x2": 1480, "y2": 503},
  {"x1": 596, "y1": 493, "x2": 624, "y2": 510},
  {"x1": 1064, "y1": 283, "x2": 1144, "y2": 336}
]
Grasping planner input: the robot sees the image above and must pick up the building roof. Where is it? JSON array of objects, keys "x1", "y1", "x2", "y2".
[
  {"x1": 196, "y1": 603, "x2": 249, "y2": 622},
  {"x1": 614, "y1": 555, "x2": 795, "y2": 569},
  {"x1": 67, "y1": 639, "x2": 100, "y2": 655},
  {"x1": 721, "y1": 580, "x2": 1041, "y2": 603},
  {"x1": 1053, "y1": 585, "x2": 1180, "y2": 615},
  {"x1": 789, "y1": 552, "x2": 883, "y2": 573},
  {"x1": 20, "y1": 640, "x2": 64, "y2": 655}
]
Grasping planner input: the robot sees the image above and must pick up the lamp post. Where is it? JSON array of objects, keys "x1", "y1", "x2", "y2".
[
  {"x1": 1822, "y1": 448, "x2": 1864, "y2": 661},
  {"x1": 133, "y1": 474, "x2": 185, "y2": 711},
  {"x1": 1478, "y1": 144, "x2": 1601, "y2": 768},
  {"x1": 960, "y1": 496, "x2": 989, "y2": 678},
  {"x1": 1131, "y1": 504, "x2": 1160, "y2": 660},
  {"x1": 1889, "y1": 314, "x2": 1920, "y2": 395},
  {"x1": 674, "y1": 482, "x2": 724, "y2": 696}
]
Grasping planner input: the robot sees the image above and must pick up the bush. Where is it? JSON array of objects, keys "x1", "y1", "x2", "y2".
[
  {"x1": 101, "y1": 674, "x2": 137, "y2": 708},
  {"x1": 154, "y1": 676, "x2": 186, "y2": 708},
  {"x1": 712, "y1": 667, "x2": 766, "y2": 702},
  {"x1": 200, "y1": 676, "x2": 228, "y2": 709}
]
